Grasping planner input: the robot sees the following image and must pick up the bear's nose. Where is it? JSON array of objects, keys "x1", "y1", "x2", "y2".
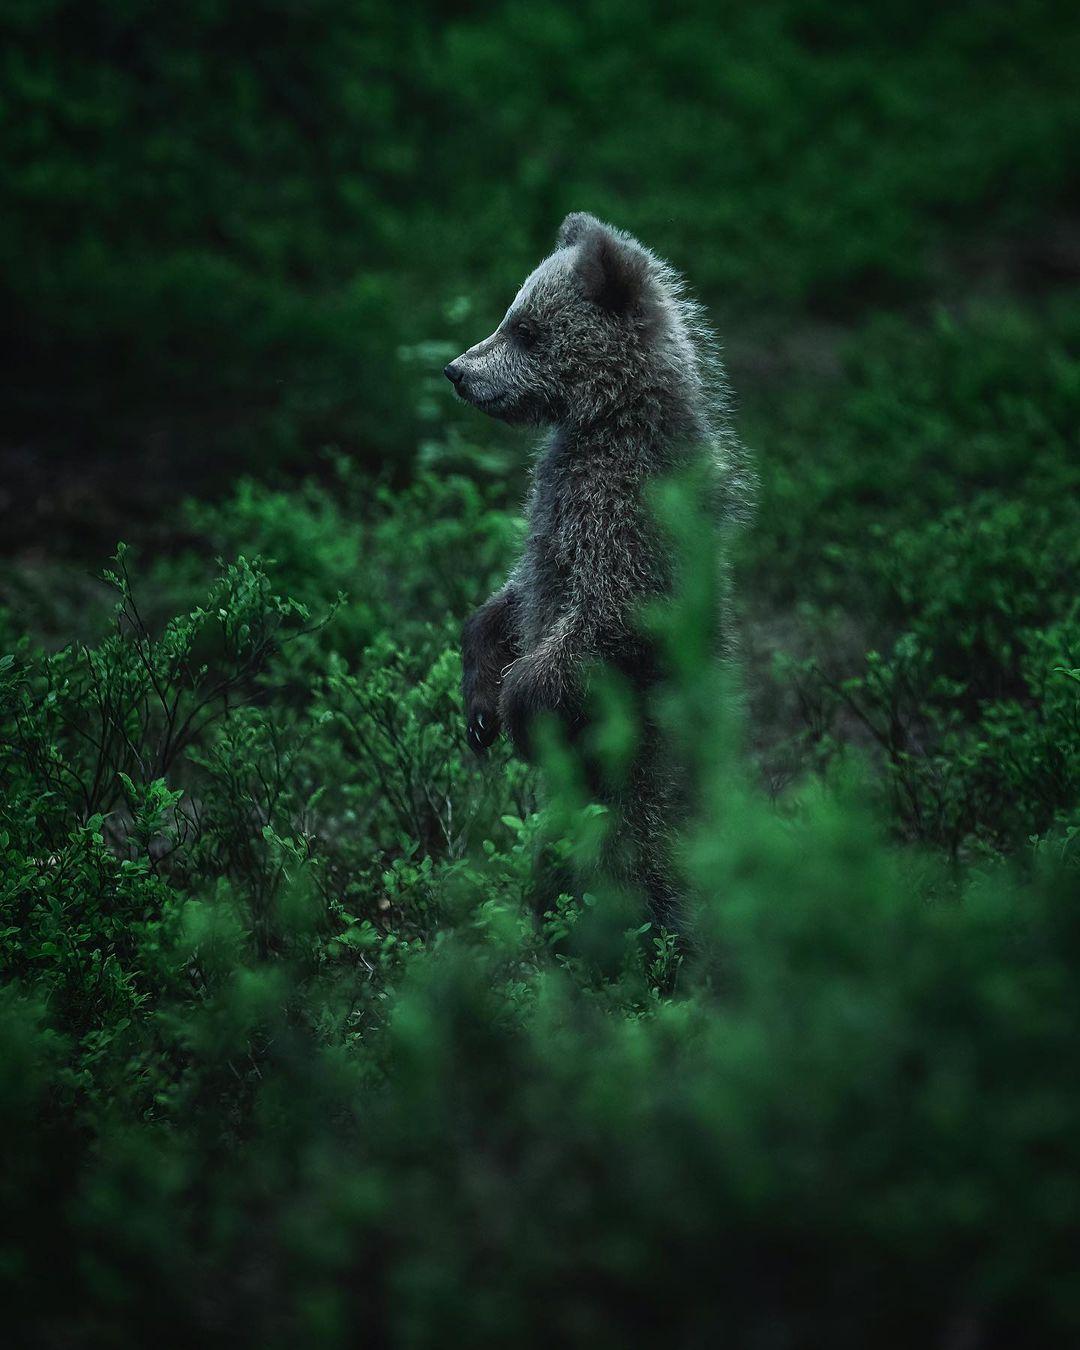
[{"x1": 444, "y1": 362, "x2": 464, "y2": 385}]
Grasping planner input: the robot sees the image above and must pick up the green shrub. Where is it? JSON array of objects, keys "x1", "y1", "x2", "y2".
[
  {"x1": 777, "y1": 488, "x2": 1080, "y2": 857},
  {"x1": 3, "y1": 480, "x2": 1080, "y2": 1346},
  {"x1": 743, "y1": 295, "x2": 1080, "y2": 858}
]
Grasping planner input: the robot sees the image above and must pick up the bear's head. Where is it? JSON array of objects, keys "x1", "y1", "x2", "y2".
[{"x1": 444, "y1": 212, "x2": 666, "y2": 427}]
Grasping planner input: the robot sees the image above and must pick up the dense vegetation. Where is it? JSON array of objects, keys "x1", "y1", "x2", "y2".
[{"x1": 2, "y1": 1, "x2": 1079, "y2": 1345}]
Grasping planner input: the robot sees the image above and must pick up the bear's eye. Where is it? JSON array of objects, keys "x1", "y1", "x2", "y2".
[{"x1": 509, "y1": 317, "x2": 539, "y2": 350}]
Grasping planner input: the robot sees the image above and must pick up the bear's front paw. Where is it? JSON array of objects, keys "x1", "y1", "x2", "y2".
[{"x1": 465, "y1": 701, "x2": 500, "y2": 757}]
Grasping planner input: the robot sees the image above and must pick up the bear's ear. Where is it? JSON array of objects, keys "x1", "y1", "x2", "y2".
[
  {"x1": 556, "y1": 211, "x2": 602, "y2": 249},
  {"x1": 573, "y1": 223, "x2": 651, "y2": 316}
]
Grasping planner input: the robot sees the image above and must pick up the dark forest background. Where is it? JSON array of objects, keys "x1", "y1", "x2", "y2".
[{"x1": 2, "y1": 2, "x2": 1080, "y2": 1345}]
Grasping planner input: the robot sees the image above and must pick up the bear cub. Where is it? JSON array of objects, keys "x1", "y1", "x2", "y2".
[{"x1": 447, "y1": 212, "x2": 745, "y2": 919}]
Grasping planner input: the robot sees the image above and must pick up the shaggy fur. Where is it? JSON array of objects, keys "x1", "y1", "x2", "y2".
[{"x1": 448, "y1": 212, "x2": 748, "y2": 921}]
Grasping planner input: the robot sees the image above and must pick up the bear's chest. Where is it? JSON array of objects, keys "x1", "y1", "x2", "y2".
[
  {"x1": 518, "y1": 450, "x2": 637, "y2": 646},
  {"x1": 525, "y1": 449, "x2": 609, "y2": 567},
  {"x1": 519, "y1": 487, "x2": 575, "y2": 638}
]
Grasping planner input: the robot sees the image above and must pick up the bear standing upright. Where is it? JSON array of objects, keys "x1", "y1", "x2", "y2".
[{"x1": 447, "y1": 212, "x2": 748, "y2": 922}]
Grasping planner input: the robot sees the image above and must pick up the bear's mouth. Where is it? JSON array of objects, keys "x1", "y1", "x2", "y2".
[{"x1": 465, "y1": 389, "x2": 506, "y2": 414}]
